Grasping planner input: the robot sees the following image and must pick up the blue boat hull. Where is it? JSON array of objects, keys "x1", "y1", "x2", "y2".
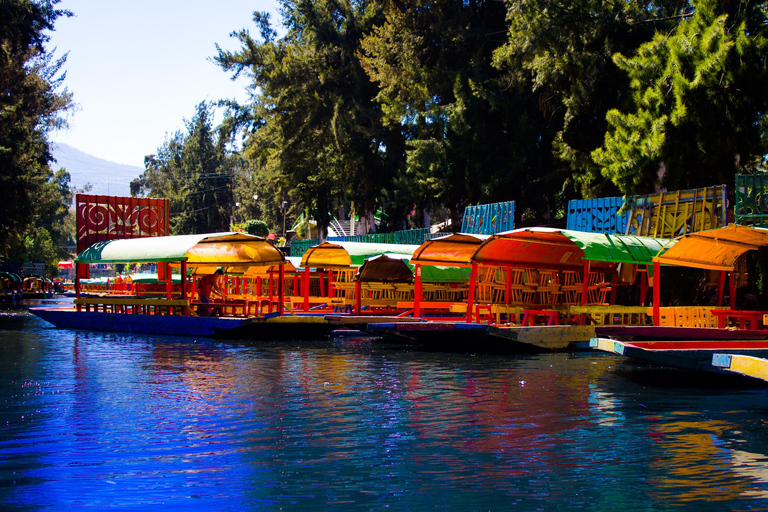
[{"x1": 31, "y1": 307, "x2": 253, "y2": 338}]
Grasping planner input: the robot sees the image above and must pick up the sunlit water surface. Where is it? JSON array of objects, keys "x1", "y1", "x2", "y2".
[{"x1": 1, "y1": 306, "x2": 768, "y2": 510}]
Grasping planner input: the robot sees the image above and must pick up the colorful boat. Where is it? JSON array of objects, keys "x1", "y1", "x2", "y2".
[
  {"x1": 31, "y1": 232, "x2": 349, "y2": 339},
  {"x1": 590, "y1": 337, "x2": 768, "y2": 373},
  {"x1": 0, "y1": 272, "x2": 22, "y2": 304}
]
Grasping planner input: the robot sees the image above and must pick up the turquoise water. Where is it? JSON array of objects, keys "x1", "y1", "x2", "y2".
[{"x1": 1, "y1": 307, "x2": 768, "y2": 510}]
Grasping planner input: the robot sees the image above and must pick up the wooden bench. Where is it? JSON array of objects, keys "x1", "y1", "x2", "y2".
[{"x1": 75, "y1": 297, "x2": 192, "y2": 316}]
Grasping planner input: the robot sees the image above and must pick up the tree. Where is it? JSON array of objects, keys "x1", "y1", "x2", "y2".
[
  {"x1": 0, "y1": 0, "x2": 73, "y2": 266},
  {"x1": 492, "y1": 0, "x2": 687, "y2": 199},
  {"x1": 593, "y1": 0, "x2": 768, "y2": 195},
  {"x1": 132, "y1": 102, "x2": 236, "y2": 234},
  {"x1": 359, "y1": 0, "x2": 556, "y2": 227},
  {"x1": 216, "y1": 1, "x2": 403, "y2": 236}
]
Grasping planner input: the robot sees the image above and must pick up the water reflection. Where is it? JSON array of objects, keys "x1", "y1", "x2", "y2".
[{"x1": 0, "y1": 316, "x2": 767, "y2": 509}]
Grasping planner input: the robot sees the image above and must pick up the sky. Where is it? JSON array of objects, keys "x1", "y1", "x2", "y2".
[{"x1": 48, "y1": 0, "x2": 281, "y2": 168}]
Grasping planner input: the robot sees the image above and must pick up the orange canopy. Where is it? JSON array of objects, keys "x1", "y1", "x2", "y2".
[
  {"x1": 654, "y1": 225, "x2": 768, "y2": 271},
  {"x1": 472, "y1": 228, "x2": 615, "y2": 271},
  {"x1": 410, "y1": 234, "x2": 490, "y2": 267}
]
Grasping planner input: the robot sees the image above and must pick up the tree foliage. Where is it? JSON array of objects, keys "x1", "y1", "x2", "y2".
[
  {"x1": 216, "y1": 0, "x2": 402, "y2": 235},
  {"x1": 0, "y1": 0, "x2": 73, "y2": 269},
  {"x1": 359, "y1": 0, "x2": 546, "y2": 226},
  {"x1": 131, "y1": 102, "x2": 236, "y2": 234},
  {"x1": 593, "y1": 0, "x2": 768, "y2": 195}
]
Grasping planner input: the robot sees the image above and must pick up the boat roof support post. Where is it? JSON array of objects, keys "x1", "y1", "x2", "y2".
[
  {"x1": 303, "y1": 267, "x2": 310, "y2": 311},
  {"x1": 181, "y1": 261, "x2": 187, "y2": 305},
  {"x1": 165, "y1": 262, "x2": 172, "y2": 300},
  {"x1": 278, "y1": 264, "x2": 285, "y2": 316},
  {"x1": 580, "y1": 260, "x2": 590, "y2": 325},
  {"x1": 466, "y1": 262, "x2": 478, "y2": 323},
  {"x1": 730, "y1": 270, "x2": 737, "y2": 310},
  {"x1": 609, "y1": 271, "x2": 618, "y2": 305},
  {"x1": 355, "y1": 280, "x2": 361, "y2": 315},
  {"x1": 414, "y1": 264, "x2": 422, "y2": 318},
  {"x1": 718, "y1": 270, "x2": 726, "y2": 307},
  {"x1": 653, "y1": 261, "x2": 661, "y2": 326}
]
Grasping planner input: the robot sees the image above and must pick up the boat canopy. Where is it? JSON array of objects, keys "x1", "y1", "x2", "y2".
[
  {"x1": 356, "y1": 255, "x2": 414, "y2": 283},
  {"x1": 653, "y1": 225, "x2": 768, "y2": 271},
  {"x1": 472, "y1": 228, "x2": 673, "y2": 270},
  {"x1": 410, "y1": 233, "x2": 490, "y2": 268},
  {"x1": 75, "y1": 232, "x2": 286, "y2": 269},
  {"x1": 300, "y1": 241, "x2": 420, "y2": 268}
]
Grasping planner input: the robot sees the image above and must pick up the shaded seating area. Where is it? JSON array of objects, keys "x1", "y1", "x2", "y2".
[
  {"x1": 74, "y1": 232, "x2": 288, "y2": 317},
  {"x1": 651, "y1": 225, "x2": 768, "y2": 329},
  {"x1": 464, "y1": 228, "x2": 673, "y2": 325}
]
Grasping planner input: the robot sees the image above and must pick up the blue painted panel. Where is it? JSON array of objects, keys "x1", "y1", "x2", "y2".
[
  {"x1": 566, "y1": 197, "x2": 629, "y2": 234},
  {"x1": 461, "y1": 201, "x2": 515, "y2": 235}
]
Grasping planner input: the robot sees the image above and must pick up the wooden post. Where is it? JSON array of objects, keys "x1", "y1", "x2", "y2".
[
  {"x1": 180, "y1": 261, "x2": 187, "y2": 303},
  {"x1": 466, "y1": 263, "x2": 478, "y2": 323},
  {"x1": 609, "y1": 271, "x2": 618, "y2": 305},
  {"x1": 718, "y1": 270, "x2": 726, "y2": 306},
  {"x1": 653, "y1": 261, "x2": 661, "y2": 326},
  {"x1": 580, "y1": 260, "x2": 590, "y2": 324},
  {"x1": 730, "y1": 270, "x2": 737, "y2": 310},
  {"x1": 639, "y1": 268, "x2": 648, "y2": 306},
  {"x1": 256, "y1": 276, "x2": 262, "y2": 298},
  {"x1": 506, "y1": 266, "x2": 512, "y2": 305},
  {"x1": 165, "y1": 263, "x2": 172, "y2": 300},
  {"x1": 355, "y1": 280, "x2": 361, "y2": 315},
  {"x1": 278, "y1": 264, "x2": 285, "y2": 316},
  {"x1": 303, "y1": 267, "x2": 310, "y2": 311},
  {"x1": 414, "y1": 264, "x2": 423, "y2": 318}
]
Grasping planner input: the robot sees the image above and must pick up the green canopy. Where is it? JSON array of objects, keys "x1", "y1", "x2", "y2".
[
  {"x1": 75, "y1": 232, "x2": 285, "y2": 268},
  {"x1": 474, "y1": 228, "x2": 674, "y2": 269},
  {"x1": 559, "y1": 230, "x2": 674, "y2": 265}
]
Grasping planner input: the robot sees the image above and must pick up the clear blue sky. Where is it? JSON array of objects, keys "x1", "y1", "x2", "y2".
[{"x1": 48, "y1": 0, "x2": 281, "y2": 168}]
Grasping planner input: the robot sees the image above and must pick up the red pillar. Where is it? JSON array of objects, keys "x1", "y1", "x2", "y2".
[
  {"x1": 355, "y1": 280, "x2": 361, "y2": 315},
  {"x1": 580, "y1": 260, "x2": 590, "y2": 325},
  {"x1": 729, "y1": 270, "x2": 737, "y2": 310},
  {"x1": 278, "y1": 265, "x2": 285, "y2": 316},
  {"x1": 165, "y1": 263, "x2": 172, "y2": 299},
  {"x1": 414, "y1": 264, "x2": 423, "y2": 318},
  {"x1": 465, "y1": 263, "x2": 478, "y2": 323},
  {"x1": 303, "y1": 267, "x2": 310, "y2": 311},
  {"x1": 180, "y1": 261, "x2": 187, "y2": 300},
  {"x1": 639, "y1": 268, "x2": 648, "y2": 306},
  {"x1": 718, "y1": 270, "x2": 726, "y2": 306},
  {"x1": 653, "y1": 261, "x2": 661, "y2": 326}
]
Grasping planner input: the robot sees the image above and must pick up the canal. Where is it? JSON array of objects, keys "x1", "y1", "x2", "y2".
[{"x1": 1, "y1": 305, "x2": 767, "y2": 510}]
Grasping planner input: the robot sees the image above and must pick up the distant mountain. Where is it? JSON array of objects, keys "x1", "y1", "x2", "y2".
[{"x1": 50, "y1": 143, "x2": 143, "y2": 197}]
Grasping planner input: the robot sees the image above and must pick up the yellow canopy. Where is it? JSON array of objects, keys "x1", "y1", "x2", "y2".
[
  {"x1": 300, "y1": 242, "x2": 353, "y2": 268},
  {"x1": 300, "y1": 241, "x2": 420, "y2": 268},
  {"x1": 653, "y1": 225, "x2": 768, "y2": 271},
  {"x1": 410, "y1": 234, "x2": 490, "y2": 267}
]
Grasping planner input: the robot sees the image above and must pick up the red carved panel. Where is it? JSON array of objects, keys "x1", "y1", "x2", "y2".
[{"x1": 76, "y1": 194, "x2": 170, "y2": 254}]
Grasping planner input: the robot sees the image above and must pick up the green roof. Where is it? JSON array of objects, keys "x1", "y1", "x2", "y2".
[
  {"x1": 559, "y1": 230, "x2": 674, "y2": 265},
  {"x1": 76, "y1": 233, "x2": 226, "y2": 264}
]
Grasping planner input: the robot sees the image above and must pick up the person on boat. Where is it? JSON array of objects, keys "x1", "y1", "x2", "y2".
[{"x1": 197, "y1": 268, "x2": 226, "y2": 316}]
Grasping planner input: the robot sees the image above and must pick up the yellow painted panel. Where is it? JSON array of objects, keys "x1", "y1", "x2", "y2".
[{"x1": 727, "y1": 355, "x2": 768, "y2": 382}]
